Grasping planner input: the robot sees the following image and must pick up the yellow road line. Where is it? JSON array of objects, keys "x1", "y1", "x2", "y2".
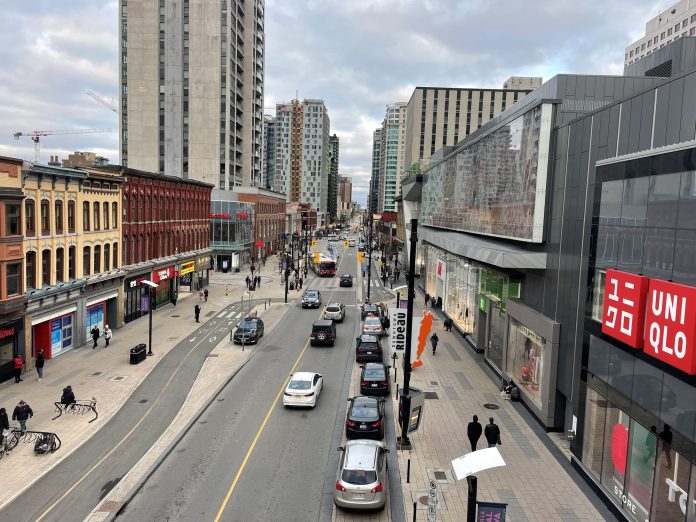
[{"x1": 35, "y1": 328, "x2": 219, "y2": 522}]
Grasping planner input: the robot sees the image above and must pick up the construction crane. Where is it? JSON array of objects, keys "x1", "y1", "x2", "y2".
[
  {"x1": 13, "y1": 128, "x2": 111, "y2": 164},
  {"x1": 86, "y1": 90, "x2": 118, "y2": 113}
]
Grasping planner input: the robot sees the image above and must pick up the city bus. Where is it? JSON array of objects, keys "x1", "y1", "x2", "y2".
[{"x1": 309, "y1": 253, "x2": 337, "y2": 277}]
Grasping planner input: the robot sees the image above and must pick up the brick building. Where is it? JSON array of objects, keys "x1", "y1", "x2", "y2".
[{"x1": 235, "y1": 187, "x2": 286, "y2": 259}]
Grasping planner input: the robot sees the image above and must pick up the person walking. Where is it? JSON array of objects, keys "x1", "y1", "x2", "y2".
[
  {"x1": 245, "y1": 275, "x2": 251, "y2": 290},
  {"x1": 467, "y1": 415, "x2": 483, "y2": 452},
  {"x1": 91, "y1": 325, "x2": 100, "y2": 349},
  {"x1": 171, "y1": 290, "x2": 178, "y2": 307},
  {"x1": 430, "y1": 332, "x2": 439, "y2": 356},
  {"x1": 425, "y1": 293, "x2": 430, "y2": 307},
  {"x1": 104, "y1": 325, "x2": 112, "y2": 347},
  {"x1": 484, "y1": 417, "x2": 502, "y2": 448},
  {"x1": 12, "y1": 400, "x2": 33, "y2": 434},
  {"x1": 198, "y1": 289, "x2": 204, "y2": 302},
  {"x1": 298, "y1": 277, "x2": 303, "y2": 290},
  {"x1": 13, "y1": 354, "x2": 23, "y2": 383},
  {"x1": 35, "y1": 350, "x2": 45, "y2": 381},
  {"x1": 256, "y1": 275, "x2": 261, "y2": 288},
  {"x1": 204, "y1": 288, "x2": 209, "y2": 302},
  {"x1": 444, "y1": 317, "x2": 453, "y2": 332},
  {"x1": 194, "y1": 304, "x2": 201, "y2": 323},
  {"x1": 0, "y1": 408, "x2": 9, "y2": 446}
]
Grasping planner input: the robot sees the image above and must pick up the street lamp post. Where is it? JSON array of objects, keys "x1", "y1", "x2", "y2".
[
  {"x1": 142, "y1": 280, "x2": 159, "y2": 356},
  {"x1": 367, "y1": 210, "x2": 373, "y2": 301}
]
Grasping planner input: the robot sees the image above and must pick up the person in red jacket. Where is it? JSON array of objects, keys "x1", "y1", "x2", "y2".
[{"x1": 13, "y1": 354, "x2": 23, "y2": 383}]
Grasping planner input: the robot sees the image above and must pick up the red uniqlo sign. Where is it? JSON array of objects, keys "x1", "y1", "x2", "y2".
[
  {"x1": 644, "y1": 279, "x2": 696, "y2": 375},
  {"x1": 601, "y1": 270, "x2": 649, "y2": 348}
]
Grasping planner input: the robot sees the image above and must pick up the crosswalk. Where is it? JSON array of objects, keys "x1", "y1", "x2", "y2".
[{"x1": 303, "y1": 276, "x2": 356, "y2": 290}]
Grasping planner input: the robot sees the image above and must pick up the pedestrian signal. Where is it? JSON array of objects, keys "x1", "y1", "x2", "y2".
[
  {"x1": 311, "y1": 240, "x2": 316, "y2": 248},
  {"x1": 313, "y1": 252, "x2": 320, "y2": 263}
]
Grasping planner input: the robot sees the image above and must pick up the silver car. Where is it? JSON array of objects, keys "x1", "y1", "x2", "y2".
[
  {"x1": 324, "y1": 302, "x2": 345, "y2": 323},
  {"x1": 334, "y1": 439, "x2": 389, "y2": 510},
  {"x1": 362, "y1": 316, "x2": 385, "y2": 337}
]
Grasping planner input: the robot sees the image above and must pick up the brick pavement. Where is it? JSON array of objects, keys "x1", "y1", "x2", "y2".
[{"x1": 0, "y1": 260, "x2": 294, "y2": 511}]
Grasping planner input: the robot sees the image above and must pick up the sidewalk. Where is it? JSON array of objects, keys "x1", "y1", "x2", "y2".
[{"x1": 0, "y1": 260, "x2": 296, "y2": 511}]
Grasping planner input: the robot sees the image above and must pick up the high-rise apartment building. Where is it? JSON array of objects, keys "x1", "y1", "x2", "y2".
[
  {"x1": 403, "y1": 80, "x2": 540, "y2": 171},
  {"x1": 377, "y1": 102, "x2": 407, "y2": 212},
  {"x1": 328, "y1": 134, "x2": 339, "y2": 221},
  {"x1": 370, "y1": 128, "x2": 382, "y2": 213},
  {"x1": 274, "y1": 99, "x2": 330, "y2": 223},
  {"x1": 120, "y1": 0, "x2": 265, "y2": 189},
  {"x1": 338, "y1": 176, "x2": 352, "y2": 219},
  {"x1": 262, "y1": 115, "x2": 277, "y2": 190},
  {"x1": 624, "y1": 0, "x2": 696, "y2": 66}
]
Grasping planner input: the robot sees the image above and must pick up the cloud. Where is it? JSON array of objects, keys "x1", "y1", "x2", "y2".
[{"x1": 1, "y1": 0, "x2": 664, "y2": 206}]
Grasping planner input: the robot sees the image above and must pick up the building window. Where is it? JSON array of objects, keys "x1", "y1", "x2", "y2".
[
  {"x1": 55, "y1": 200, "x2": 63, "y2": 234},
  {"x1": 104, "y1": 244, "x2": 110, "y2": 271},
  {"x1": 83, "y1": 246, "x2": 91, "y2": 276},
  {"x1": 40, "y1": 199, "x2": 50, "y2": 235},
  {"x1": 112, "y1": 202, "x2": 118, "y2": 228},
  {"x1": 83, "y1": 202, "x2": 90, "y2": 231},
  {"x1": 25, "y1": 200, "x2": 35, "y2": 236},
  {"x1": 6, "y1": 262, "x2": 21, "y2": 295},
  {"x1": 123, "y1": 194, "x2": 128, "y2": 222},
  {"x1": 25, "y1": 251, "x2": 36, "y2": 289},
  {"x1": 113, "y1": 242, "x2": 118, "y2": 269},
  {"x1": 130, "y1": 235, "x2": 135, "y2": 264},
  {"x1": 41, "y1": 249, "x2": 51, "y2": 287},
  {"x1": 68, "y1": 246, "x2": 75, "y2": 279},
  {"x1": 67, "y1": 201, "x2": 75, "y2": 233},
  {"x1": 93, "y1": 202, "x2": 100, "y2": 230},
  {"x1": 55, "y1": 247, "x2": 64, "y2": 282},
  {"x1": 94, "y1": 245, "x2": 101, "y2": 273},
  {"x1": 103, "y1": 202, "x2": 109, "y2": 230}
]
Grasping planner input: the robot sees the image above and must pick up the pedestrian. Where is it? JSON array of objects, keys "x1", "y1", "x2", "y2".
[
  {"x1": 104, "y1": 325, "x2": 112, "y2": 347},
  {"x1": 484, "y1": 417, "x2": 501, "y2": 448},
  {"x1": 467, "y1": 415, "x2": 483, "y2": 452},
  {"x1": 245, "y1": 275, "x2": 251, "y2": 289},
  {"x1": 204, "y1": 288, "x2": 209, "y2": 302},
  {"x1": 431, "y1": 332, "x2": 439, "y2": 355},
  {"x1": 444, "y1": 317, "x2": 453, "y2": 332},
  {"x1": 382, "y1": 273, "x2": 387, "y2": 286},
  {"x1": 298, "y1": 277, "x2": 303, "y2": 289},
  {"x1": 13, "y1": 354, "x2": 23, "y2": 383},
  {"x1": 194, "y1": 304, "x2": 201, "y2": 323},
  {"x1": 0, "y1": 408, "x2": 9, "y2": 445},
  {"x1": 256, "y1": 275, "x2": 261, "y2": 288},
  {"x1": 199, "y1": 289, "x2": 204, "y2": 302},
  {"x1": 425, "y1": 293, "x2": 430, "y2": 307},
  {"x1": 91, "y1": 325, "x2": 100, "y2": 349},
  {"x1": 172, "y1": 291, "x2": 178, "y2": 307},
  {"x1": 35, "y1": 350, "x2": 45, "y2": 381},
  {"x1": 61, "y1": 385, "x2": 76, "y2": 408},
  {"x1": 12, "y1": 400, "x2": 33, "y2": 434}
]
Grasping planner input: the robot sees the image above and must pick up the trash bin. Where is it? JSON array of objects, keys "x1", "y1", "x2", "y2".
[
  {"x1": 235, "y1": 267, "x2": 240, "y2": 273},
  {"x1": 130, "y1": 343, "x2": 147, "y2": 365}
]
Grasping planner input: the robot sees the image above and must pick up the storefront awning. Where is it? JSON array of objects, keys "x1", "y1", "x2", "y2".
[{"x1": 421, "y1": 228, "x2": 547, "y2": 270}]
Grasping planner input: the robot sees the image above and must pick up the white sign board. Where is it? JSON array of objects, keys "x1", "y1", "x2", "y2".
[
  {"x1": 427, "y1": 479, "x2": 437, "y2": 522},
  {"x1": 389, "y1": 308, "x2": 407, "y2": 353},
  {"x1": 451, "y1": 447, "x2": 506, "y2": 481}
]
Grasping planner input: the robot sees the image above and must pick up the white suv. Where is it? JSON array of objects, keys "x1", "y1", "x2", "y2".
[{"x1": 324, "y1": 302, "x2": 345, "y2": 323}]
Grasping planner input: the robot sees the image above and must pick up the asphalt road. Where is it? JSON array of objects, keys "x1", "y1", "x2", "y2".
[
  {"x1": 0, "y1": 300, "x2": 254, "y2": 522},
  {"x1": 120, "y1": 240, "x2": 360, "y2": 521}
]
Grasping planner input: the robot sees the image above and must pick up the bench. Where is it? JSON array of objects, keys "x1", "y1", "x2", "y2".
[{"x1": 52, "y1": 398, "x2": 98, "y2": 423}]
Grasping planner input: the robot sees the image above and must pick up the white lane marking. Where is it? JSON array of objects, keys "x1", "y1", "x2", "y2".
[{"x1": 226, "y1": 310, "x2": 236, "y2": 318}]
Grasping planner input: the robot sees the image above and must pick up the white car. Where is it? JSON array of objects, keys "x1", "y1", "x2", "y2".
[{"x1": 283, "y1": 371, "x2": 324, "y2": 407}]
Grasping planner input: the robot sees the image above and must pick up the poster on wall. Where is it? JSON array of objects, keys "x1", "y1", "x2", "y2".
[{"x1": 51, "y1": 319, "x2": 62, "y2": 355}]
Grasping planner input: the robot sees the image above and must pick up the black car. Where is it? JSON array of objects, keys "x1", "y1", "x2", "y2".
[
  {"x1": 310, "y1": 320, "x2": 336, "y2": 346},
  {"x1": 339, "y1": 274, "x2": 353, "y2": 287},
  {"x1": 361, "y1": 303, "x2": 379, "y2": 319},
  {"x1": 302, "y1": 290, "x2": 322, "y2": 308},
  {"x1": 360, "y1": 363, "x2": 391, "y2": 396},
  {"x1": 233, "y1": 317, "x2": 265, "y2": 344},
  {"x1": 355, "y1": 334, "x2": 383, "y2": 363},
  {"x1": 345, "y1": 396, "x2": 386, "y2": 440}
]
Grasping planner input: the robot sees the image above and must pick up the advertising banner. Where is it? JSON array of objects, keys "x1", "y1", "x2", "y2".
[
  {"x1": 477, "y1": 501, "x2": 507, "y2": 521},
  {"x1": 180, "y1": 261, "x2": 195, "y2": 275},
  {"x1": 152, "y1": 266, "x2": 175, "y2": 283}
]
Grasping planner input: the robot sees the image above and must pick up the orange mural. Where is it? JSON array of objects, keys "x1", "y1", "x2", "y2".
[{"x1": 411, "y1": 311, "x2": 434, "y2": 368}]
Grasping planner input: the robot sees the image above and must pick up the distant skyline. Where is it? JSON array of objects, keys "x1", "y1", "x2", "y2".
[{"x1": 0, "y1": 0, "x2": 664, "y2": 205}]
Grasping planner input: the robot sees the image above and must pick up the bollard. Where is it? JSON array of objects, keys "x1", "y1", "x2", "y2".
[
  {"x1": 395, "y1": 383, "x2": 399, "y2": 402},
  {"x1": 265, "y1": 301, "x2": 267, "y2": 310},
  {"x1": 413, "y1": 501, "x2": 417, "y2": 522},
  {"x1": 407, "y1": 458, "x2": 411, "y2": 483}
]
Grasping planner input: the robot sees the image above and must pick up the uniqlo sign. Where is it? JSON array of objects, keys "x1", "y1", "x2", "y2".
[
  {"x1": 644, "y1": 279, "x2": 696, "y2": 375},
  {"x1": 602, "y1": 270, "x2": 649, "y2": 348}
]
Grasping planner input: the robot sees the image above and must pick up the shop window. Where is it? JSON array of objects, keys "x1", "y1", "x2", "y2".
[
  {"x1": 55, "y1": 247, "x2": 64, "y2": 283},
  {"x1": 581, "y1": 386, "x2": 607, "y2": 480},
  {"x1": 600, "y1": 403, "x2": 630, "y2": 500},
  {"x1": 650, "y1": 444, "x2": 691, "y2": 521},
  {"x1": 83, "y1": 246, "x2": 91, "y2": 276},
  {"x1": 55, "y1": 200, "x2": 63, "y2": 234},
  {"x1": 590, "y1": 269, "x2": 606, "y2": 322},
  {"x1": 94, "y1": 245, "x2": 101, "y2": 273},
  {"x1": 6, "y1": 261, "x2": 22, "y2": 295},
  {"x1": 607, "y1": 345, "x2": 636, "y2": 400},
  {"x1": 67, "y1": 201, "x2": 75, "y2": 233},
  {"x1": 25, "y1": 200, "x2": 35, "y2": 236},
  {"x1": 659, "y1": 373, "x2": 696, "y2": 439},
  {"x1": 112, "y1": 202, "x2": 118, "y2": 229},
  {"x1": 25, "y1": 251, "x2": 36, "y2": 289},
  {"x1": 123, "y1": 194, "x2": 128, "y2": 223},
  {"x1": 623, "y1": 420, "x2": 656, "y2": 521},
  {"x1": 83, "y1": 202, "x2": 90, "y2": 231},
  {"x1": 506, "y1": 318, "x2": 547, "y2": 407},
  {"x1": 93, "y1": 202, "x2": 100, "y2": 230},
  {"x1": 104, "y1": 244, "x2": 110, "y2": 271},
  {"x1": 68, "y1": 246, "x2": 75, "y2": 279},
  {"x1": 103, "y1": 202, "x2": 109, "y2": 230},
  {"x1": 41, "y1": 249, "x2": 51, "y2": 287},
  {"x1": 113, "y1": 242, "x2": 118, "y2": 269},
  {"x1": 40, "y1": 199, "x2": 50, "y2": 235}
]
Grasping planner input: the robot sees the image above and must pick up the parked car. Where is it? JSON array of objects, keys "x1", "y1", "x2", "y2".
[
  {"x1": 345, "y1": 396, "x2": 386, "y2": 440},
  {"x1": 349, "y1": 239, "x2": 356, "y2": 247},
  {"x1": 232, "y1": 317, "x2": 265, "y2": 344},
  {"x1": 340, "y1": 274, "x2": 354, "y2": 287},
  {"x1": 334, "y1": 440, "x2": 389, "y2": 511},
  {"x1": 302, "y1": 290, "x2": 322, "y2": 308},
  {"x1": 283, "y1": 371, "x2": 323, "y2": 407},
  {"x1": 355, "y1": 334, "x2": 383, "y2": 363},
  {"x1": 360, "y1": 363, "x2": 390, "y2": 396},
  {"x1": 358, "y1": 244, "x2": 365, "y2": 252},
  {"x1": 311, "y1": 319, "x2": 337, "y2": 346},
  {"x1": 324, "y1": 302, "x2": 346, "y2": 323},
  {"x1": 361, "y1": 303, "x2": 379, "y2": 319},
  {"x1": 362, "y1": 316, "x2": 385, "y2": 337}
]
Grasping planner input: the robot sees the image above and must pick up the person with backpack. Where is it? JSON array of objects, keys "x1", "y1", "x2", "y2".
[{"x1": 484, "y1": 417, "x2": 502, "y2": 448}]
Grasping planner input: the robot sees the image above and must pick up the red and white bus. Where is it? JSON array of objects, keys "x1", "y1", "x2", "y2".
[{"x1": 310, "y1": 253, "x2": 337, "y2": 277}]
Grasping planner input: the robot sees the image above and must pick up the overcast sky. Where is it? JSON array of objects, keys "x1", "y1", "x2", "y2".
[{"x1": 0, "y1": 0, "x2": 663, "y2": 206}]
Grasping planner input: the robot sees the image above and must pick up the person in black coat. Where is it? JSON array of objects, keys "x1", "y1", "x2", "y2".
[
  {"x1": 194, "y1": 304, "x2": 201, "y2": 323},
  {"x1": 0, "y1": 407, "x2": 9, "y2": 445},
  {"x1": 484, "y1": 417, "x2": 501, "y2": 448},
  {"x1": 12, "y1": 400, "x2": 33, "y2": 434},
  {"x1": 35, "y1": 350, "x2": 45, "y2": 381},
  {"x1": 61, "y1": 385, "x2": 76, "y2": 408},
  {"x1": 430, "y1": 333, "x2": 439, "y2": 355},
  {"x1": 467, "y1": 415, "x2": 483, "y2": 451},
  {"x1": 91, "y1": 326, "x2": 100, "y2": 349}
]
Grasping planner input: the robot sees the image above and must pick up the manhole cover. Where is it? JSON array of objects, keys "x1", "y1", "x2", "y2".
[
  {"x1": 483, "y1": 403, "x2": 500, "y2": 410},
  {"x1": 430, "y1": 381, "x2": 439, "y2": 385},
  {"x1": 423, "y1": 391, "x2": 439, "y2": 400},
  {"x1": 139, "y1": 399, "x2": 148, "y2": 404},
  {"x1": 92, "y1": 372, "x2": 102, "y2": 376},
  {"x1": 171, "y1": 315, "x2": 180, "y2": 318},
  {"x1": 168, "y1": 337, "x2": 178, "y2": 341},
  {"x1": 110, "y1": 376, "x2": 126, "y2": 382},
  {"x1": 434, "y1": 471, "x2": 447, "y2": 480},
  {"x1": 419, "y1": 495, "x2": 428, "y2": 506}
]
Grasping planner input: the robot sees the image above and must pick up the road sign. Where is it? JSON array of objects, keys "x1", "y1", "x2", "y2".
[{"x1": 427, "y1": 479, "x2": 437, "y2": 522}]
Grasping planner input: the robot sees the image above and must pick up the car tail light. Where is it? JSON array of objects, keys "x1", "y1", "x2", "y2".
[
  {"x1": 371, "y1": 482, "x2": 383, "y2": 493},
  {"x1": 303, "y1": 392, "x2": 315, "y2": 397},
  {"x1": 361, "y1": 380, "x2": 369, "y2": 386},
  {"x1": 335, "y1": 481, "x2": 347, "y2": 492},
  {"x1": 379, "y1": 381, "x2": 388, "y2": 385},
  {"x1": 372, "y1": 420, "x2": 382, "y2": 427},
  {"x1": 346, "y1": 419, "x2": 356, "y2": 427}
]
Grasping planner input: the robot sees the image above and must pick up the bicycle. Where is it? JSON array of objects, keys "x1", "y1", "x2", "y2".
[{"x1": 0, "y1": 425, "x2": 21, "y2": 458}]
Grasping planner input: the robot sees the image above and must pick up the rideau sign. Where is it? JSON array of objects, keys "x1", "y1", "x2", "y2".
[{"x1": 602, "y1": 269, "x2": 696, "y2": 375}]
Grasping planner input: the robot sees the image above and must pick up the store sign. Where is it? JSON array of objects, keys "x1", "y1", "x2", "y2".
[
  {"x1": 0, "y1": 327, "x2": 16, "y2": 340},
  {"x1": 436, "y1": 259, "x2": 446, "y2": 280},
  {"x1": 601, "y1": 270, "x2": 649, "y2": 349},
  {"x1": 128, "y1": 276, "x2": 148, "y2": 288},
  {"x1": 389, "y1": 308, "x2": 407, "y2": 353},
  {"x1": 152, "y1": 266, "x2": 175, "y2": 283},
  {"x1": 602, "y1": 270, "x2": 696, "y2": 375},
  {"x1": 237, "y1": 211, "x2": 249, "y2": 219},
  {"x1": 180, "y1": 261, "x2": 195, "y2": 275},
  {"x1": 210, "y1": 212, "x2": 231, "y2": 219},
  {"x1": 518, "y1": 324, "x2": 544, "y2": 346}
]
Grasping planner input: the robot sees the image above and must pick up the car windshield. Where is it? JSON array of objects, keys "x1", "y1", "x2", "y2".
[
  {"x1": 350, "y1": 407, "x2": 379, "y2": 420},
  {"x1": 342, "y1": 275, "x2": 351, "y2": 278},
  {"x1": 364, "y1": 305, "x2": 377, "y2": 312},
  {"x1": 288, "y1": 379, "x2": 312, "y2": 390},
  {"x1": 305, "y1": 292, "x2": 318, "y2": 298},
  {"x1": 364, "y1": 368, "x2": 385, "y2": 379},
  {"x1": 314, "y1": 325, "x2": 331, "y2": 332},
  {"x1": 342, "y1": 469, "x2": 377, "y2": 485},
  {"x1": 358, "y1": 342, "x2": 379, "y2": 350},
  {"x1": 364, "y1": 318, "x2": 381, "y2": 326},
  {"x1": 239, "y1": 320, "x2": 256, "y2": 329}
]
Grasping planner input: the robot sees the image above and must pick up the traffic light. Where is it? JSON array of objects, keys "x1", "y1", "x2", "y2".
[
  {"x1": 344, "y1": 240, "x2": 348, "y2": 248},
  {"x1": 311, "y1": 239, "x2": 316, "y2": 248},
  {"x1": 357, "y1": 251, "x2": 364, "y2": 263},
  {"x1": 313, "y1": 252, "x2": 320, "y2": 264}
]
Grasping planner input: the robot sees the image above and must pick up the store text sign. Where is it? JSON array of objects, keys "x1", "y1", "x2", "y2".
[
  {"x1": 644, "y1": 279, "x2": 696, "y2": 375},
  {"x1": 601, "y1": 270, "x2": 649, "y2": 348},
  {"x1": 602, "y1": 270, "x2": 696, "y2": 375},
  {"x1": 152, "y1": 266, "x2": 175, "y2": 283}
]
